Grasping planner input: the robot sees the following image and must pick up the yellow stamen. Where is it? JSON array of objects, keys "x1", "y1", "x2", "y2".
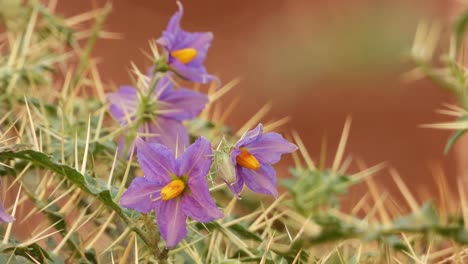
[
  {"x1": 171, "y1": 48, "x2": 197, "y2": 64},
  {"x1": 161, "y1": 179, "x2": 185, "y2": 201},
  {"x1": 236, "y1": 147, "x2": 260, "y2": 170}
]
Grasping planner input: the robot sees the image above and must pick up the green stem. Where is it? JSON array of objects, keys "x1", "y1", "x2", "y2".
[
  {"x1": 289, "y1": 223, "x2": 467, "y2": 254},
  {"x1": 113, "y1": 209, "x2": 161, "y2": 257},
  {"x1": 121, "y1": 65, "x2": 166, "y2": 156}
]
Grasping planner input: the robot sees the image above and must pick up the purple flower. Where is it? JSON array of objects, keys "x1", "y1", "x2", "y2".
[
  {"x1": 0, "y1": 200, "x2": 14, "y2": 223},
  {"x1": 120, "y1": 137, "x2": 223, "y2": 248},
  {"x1": 229, "y1": 124, "x2": 298, "y2": 198},
  {"x1": 157, "y1": 2, "x2": 217, "y2": 84},
  {"x1": 106, "y1": 76, "x2": 208, "y2": 155}
]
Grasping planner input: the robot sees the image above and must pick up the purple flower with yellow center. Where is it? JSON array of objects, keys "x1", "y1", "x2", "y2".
[
  {"x1": 157, "y1": 2, "x2": 217, "y2": 84},
  {"x1": 120, "y1": 137, "x2": 223, "y2": 248},
  {"x1": 229, "y1": 124, "x2": 298, "y2": 198},
  {"x1": 106, "y1": 76, "x2": 208, "y2": 154}
]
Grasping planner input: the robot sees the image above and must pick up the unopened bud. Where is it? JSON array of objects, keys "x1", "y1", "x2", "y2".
[{"x1": 214, "y1": 150, "x2": 237, "y2": 185}]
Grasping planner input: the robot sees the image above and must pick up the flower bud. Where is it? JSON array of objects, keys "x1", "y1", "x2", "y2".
[{"x1": 214, "y1": 150, "x2": 237, "y2": 186}]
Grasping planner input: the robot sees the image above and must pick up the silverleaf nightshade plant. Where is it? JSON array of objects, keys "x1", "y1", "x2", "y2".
[
  {"x1": 0, "y1": 1, "x2": 466, "y2": 262},
  {"x1": 156, "y1": 2, "x2": 218, "y2": 84},
  {"x1": 119, "y1": 137, "x2": 223, "y2": 248}
]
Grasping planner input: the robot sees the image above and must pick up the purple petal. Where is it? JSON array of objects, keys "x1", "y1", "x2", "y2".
[
  {"x1": 177, "y1": 137, "x2": 213, "y2": 180},
  {"x1": 183, "y1": 32, "x2": 213, "y2": 65},
  {"x1": 0, "y1": 202, "x2": 14, "y2": 223},
  {"x1": 166, "y1": 32, "x2": 212, "y2": 65},
  {"x1": 231, "y1": 148, "x2": 240, "y2": 166},
  {"x1": 177, "y1": 137, "x2": 212, "y2": 180},
  {"x1": 157, "y1": 3, "x2": 211, "y2": 59},
  {"x1": 156, "y1": 35, "x2": 173, "y2": 52},
  {"x1": 238, "y1": 165, "x2": 278, "y2": 198},
  {"x1": 135, "y1": 138, "x2": 175, "y2": 184},
  {"x1": 157, "y1": 88, "x2": 208, "y2": 121},
  {"x1": 156, "y1": 3, "x2": 184, "y2": 51},
  {"x1": 119, "y1": 177, "x2": 164, "y2": 213},
  {"x1": 170, "y1": 60, "x2": 218, "y2": 84},
  {"x1": 226, "y1": 173, "x2": 244, "y2": 197},
  {"x1": 182, "y1": 180, "x2": 223, "y2": 222},
  {"x1": 246, "y1": 132, "x2": 298, "y2": 164},
  {"x1": 236, "y1": 124, "x2": 264, "y2": 148},
  {"x1": 106, "y1": 86, "x2": 139, "y2": 124},
  {"x1": 156, "y1": 198, "x2": 187, "y2": 248},
  {"x1": 165, "y1": 2, "x2": 183, "y2": 41},
  {"x1": 152, "y1": 75, "x2": 174, "y2": 98},
  {"x1": 141, "y1": 118, "x2": 189, "y2": 156}
]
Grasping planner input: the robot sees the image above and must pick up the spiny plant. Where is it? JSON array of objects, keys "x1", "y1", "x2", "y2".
[{"x1": 0, "y1": 1, "x2": 466, "y2": 263}]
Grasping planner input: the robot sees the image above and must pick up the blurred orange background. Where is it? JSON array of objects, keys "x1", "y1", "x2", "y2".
[{"x1": 57, "y1": 0, "x2": 464, "y2": 199}]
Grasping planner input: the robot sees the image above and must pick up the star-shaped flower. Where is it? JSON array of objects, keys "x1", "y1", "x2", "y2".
[
  {"x1": 157, "y1": 2, "x2": 217, "y2": 84},
  {"x1": 120, "y1": 137, "x2": 223, "y2": 248},
  {"x1": 229, "y1": 124, "x2": 298, "y2": 198}
]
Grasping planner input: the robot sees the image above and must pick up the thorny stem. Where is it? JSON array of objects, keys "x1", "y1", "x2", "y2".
[
  {"x1": 142, "y1": 212, "x2": 167, "y2": 261},
  {"x1": 112, "y1": 209, "x2": 164, "y2": 260},
  {"x1": 141, "y1": 213, "x2": 165, "y2": 261},
  {"x1": 121, "y1": 65, "x2": 165, "y2": 156},
  {"x1": 158, "y1": 248, "x2": 169, "y2": 263},
  {"x1": 286, "y1": 223, "x2": 467, "y2": 256},
  {"x1": 142, "y1": 214, "x2": 156, "y2": 244}
]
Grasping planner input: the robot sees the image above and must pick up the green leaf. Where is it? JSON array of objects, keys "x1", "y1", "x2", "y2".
[
  {"x1": 393, "y1": 201, "x2": 439, "y2": 230},
  {"x1": 0, "y1": 145, "x2": 158, "y2": 257},
  {"x1": 379, "y1": 235, "x2": 408, "y2": 251},
  {"x1": 195, "y1": 221, "x2": 262, "y2": 242},
  {"x1": 228, "y1": 223, "x2": 262, "y2": 242},
  {"x1": 435, "y1": 225, "x2": 468, "y2": 244},
  {"x1": 455, "y1": 228, "x2": 468, "y2": 244},
  {"x1": 2, "y1": 243, "x2": 53, "y2": 263},
  {"x1": 0, "y1": 146, "x2": 129, "y2": 219}
]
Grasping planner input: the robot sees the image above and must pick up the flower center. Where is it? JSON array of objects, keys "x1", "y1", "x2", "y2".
[
  {"x1": 236, "y1": 147, "x2": 260, "y2": 170},
  {"x1": 161, "y1": 179, "x2": 186, "y2": 201},
  {"x1": 171, "y1": 48, "x2": 197, "y2": 64}
]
